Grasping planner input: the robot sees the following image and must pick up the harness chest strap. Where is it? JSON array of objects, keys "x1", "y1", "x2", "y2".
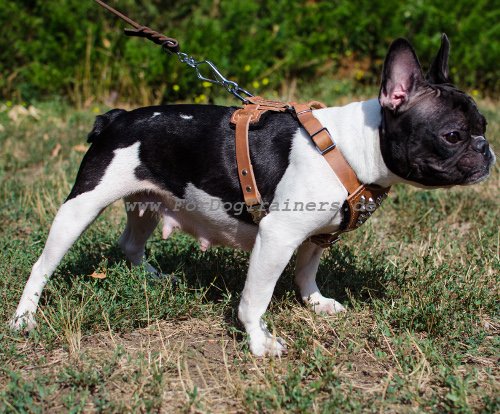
[
  {"x1": 292, "y1": 102, "x2": 361, "y2": 194},
  {"x1": 231, "y1": 97, "x2": 391, "y2": 246}
]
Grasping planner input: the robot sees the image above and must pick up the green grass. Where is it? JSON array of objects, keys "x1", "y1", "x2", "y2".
[{"x1": 0, "y1": 96, "x2": 498, "y2": 413}]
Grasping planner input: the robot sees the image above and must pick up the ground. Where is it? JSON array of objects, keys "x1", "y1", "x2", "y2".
[{"x1": 0, "y1": 97, "x2": 498, "y2": 413}]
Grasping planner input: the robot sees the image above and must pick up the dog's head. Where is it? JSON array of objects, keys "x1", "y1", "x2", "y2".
[{"x1": 378, "y1": 34, "x2": 495, "y2": 187}]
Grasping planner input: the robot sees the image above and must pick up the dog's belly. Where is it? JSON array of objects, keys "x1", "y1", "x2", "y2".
[
  {"x1": 143, "y1": 183, "x2": 258, "y2": 252},
  {"x1": 161, "y1": 206, "x2": 257, "y2": 251}
]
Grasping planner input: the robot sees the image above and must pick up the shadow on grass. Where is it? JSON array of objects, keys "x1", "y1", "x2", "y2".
[
  {"x1": 55, "y1": 233, "x2": 388, "y2": 306},
  {"x1": 56, "y1": 242, "x2": 126, "y2": 283},
  {"x1": 49, "y1": 233, "x2": 387, "y2": 341},
  {"x1": 317, "y1": 245, "x2": 388, "y2": 303},
  {"x1": 153, "y1": 236, "x2": 386, "y2": 301}
]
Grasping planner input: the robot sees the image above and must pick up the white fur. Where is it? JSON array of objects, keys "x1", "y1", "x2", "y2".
[
  {"x1": 11, "y1": 142, "x2": 156, "y2": 329},
  {"x1": 180, "y1": 114, "x2": 193, "y2": 120},
  {"x1": 313, "y1": 99, "x2": 400, "y2": 188}
]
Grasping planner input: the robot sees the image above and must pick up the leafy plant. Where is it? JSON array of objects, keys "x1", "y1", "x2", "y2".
[{"x1": 0, "y1": 0, "x2": 498, "y2": 105}]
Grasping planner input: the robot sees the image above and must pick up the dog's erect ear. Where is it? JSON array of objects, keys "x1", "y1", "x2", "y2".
[
  {"x1": 379, "y1": 38, "x2": 425, "y2": 112},
  {"x1": 426, "y1": 33, "x2": 451, "y2": 84}
]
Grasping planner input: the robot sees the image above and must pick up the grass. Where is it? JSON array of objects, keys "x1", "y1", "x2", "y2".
[{"x1": 0, "y1": 93, "x2": 498, "y2": 413}]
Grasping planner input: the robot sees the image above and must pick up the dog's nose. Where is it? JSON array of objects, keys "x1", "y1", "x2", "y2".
[{"x1": 472, "y1": 136, "x2": 489, "y2": 155}]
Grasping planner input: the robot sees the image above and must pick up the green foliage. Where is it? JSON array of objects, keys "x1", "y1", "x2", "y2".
[{"x1": 0, "y1": 0, "x2": 498, "y2": 105}]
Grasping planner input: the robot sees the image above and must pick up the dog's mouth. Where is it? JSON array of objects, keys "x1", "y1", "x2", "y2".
[{"x1": 462, "y1": 169, "x2": 492, "y2": 185}]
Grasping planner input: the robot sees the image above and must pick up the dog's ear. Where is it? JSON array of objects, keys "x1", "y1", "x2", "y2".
[
  {"x1": 426, "y1": 33, "x2": 451, "y2": 84},
  {"x1": 379, "y1": 38, "x2": 425, "y2": 112}
]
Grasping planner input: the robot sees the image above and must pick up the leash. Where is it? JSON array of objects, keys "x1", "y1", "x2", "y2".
[{"x1": 94, "y1": 0, "x2": 253, "y2": 102}]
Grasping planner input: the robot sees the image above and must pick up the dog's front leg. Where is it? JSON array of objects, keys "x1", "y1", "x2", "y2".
[
  {"x1": 295, "y1": 241, "x2": 345, "y2": 314},
  {"x1": 238, "y1": 217, "x2": 301, "y2": 357}
]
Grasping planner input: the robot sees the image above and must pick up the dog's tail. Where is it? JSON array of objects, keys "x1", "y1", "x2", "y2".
[{"x1": 87, "y1": 109, "x2": 127, "y2": 143}]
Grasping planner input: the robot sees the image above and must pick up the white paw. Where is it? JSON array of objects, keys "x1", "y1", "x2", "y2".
[
  {"x1": 9, "y1": 313, "x2": 37, "y2": 332},
  {"x1": 245, "y1": 319, "x2": 287, "y2": 357},
  {"x1": 250, "y1": 334, "x2": 287, "y2": 357},
  {"x1": 304, "y1": 293, "x2": 346, "y2": 315}
]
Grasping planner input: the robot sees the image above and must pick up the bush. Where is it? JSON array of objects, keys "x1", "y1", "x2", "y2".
[{"x1": 0, "y1": 0, "x2": 498, "y2": 105}]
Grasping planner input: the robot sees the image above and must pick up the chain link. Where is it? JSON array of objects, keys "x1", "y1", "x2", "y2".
[{"x1": 172, "y1": 51, "x2": 254, "y2": 102}]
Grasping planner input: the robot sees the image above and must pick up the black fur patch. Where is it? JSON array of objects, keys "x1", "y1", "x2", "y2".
[{"x1": 68, "y1": 105, "x2": 299, "y2": 224}]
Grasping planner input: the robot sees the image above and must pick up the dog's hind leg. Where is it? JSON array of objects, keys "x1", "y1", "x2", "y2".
[
  {"x1": 10, "y1": 191, "x2": 114, "y2": 330},
  {"x1": 294, "y1": 241, "x2": 345, "y2": 314},
  {"x1": 10, "y1": 142, "x2": 151, "y2": 331},
  {"x1": 118, "y1": 193, "x2": 161, "y2": 276}
]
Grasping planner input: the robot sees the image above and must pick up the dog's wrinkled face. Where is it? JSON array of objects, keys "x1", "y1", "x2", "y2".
[{"x1": 379, "y1": 34, "x2": 495, "y2": 187}]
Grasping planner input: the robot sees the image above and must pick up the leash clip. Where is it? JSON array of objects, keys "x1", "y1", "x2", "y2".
[{"x1": 173, "y1": 52, "x2": 254, "y2": 103}]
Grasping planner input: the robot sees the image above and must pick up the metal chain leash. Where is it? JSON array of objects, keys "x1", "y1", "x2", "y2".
[{"x1": 94, "y1": 0, "x2": 253, "y2": 102}]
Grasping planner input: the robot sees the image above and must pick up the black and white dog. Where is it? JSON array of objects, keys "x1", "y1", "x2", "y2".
[{"x1": 11, "y1": 35, "x2": 495, "y2": 356}]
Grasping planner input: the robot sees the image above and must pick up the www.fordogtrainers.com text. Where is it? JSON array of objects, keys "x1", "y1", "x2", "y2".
[{"x1": 125, "y1": 199, "x2": 380, "y2": 215}]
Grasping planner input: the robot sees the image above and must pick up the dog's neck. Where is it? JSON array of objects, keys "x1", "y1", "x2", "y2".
[{"x1": 313, "y1": 98, "x2": 400, "y2": 188}]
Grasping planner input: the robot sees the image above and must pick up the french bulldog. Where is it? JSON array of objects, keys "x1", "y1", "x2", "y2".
[{"x1": 10, "y1": 34, "x2": 495, "y2": 356}]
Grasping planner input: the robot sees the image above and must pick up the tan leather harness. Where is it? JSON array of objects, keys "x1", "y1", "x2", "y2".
[{"x1": 230, "y1": 96, "x2": 391, "y2": 248}]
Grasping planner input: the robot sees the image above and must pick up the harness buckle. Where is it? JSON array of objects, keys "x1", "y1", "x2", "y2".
[
  {"x1": 310, "y1": 127, "x2": 336, "y2": 155},
  {"x1": 308, "y1": 233, "x2": 341, "y2": 248},
  {"x1": 247, "y1": 204, "x2": 266, "y2": 224},
  {"x1": 318, "y1": 142, "x2": 336, "y2": 155}
]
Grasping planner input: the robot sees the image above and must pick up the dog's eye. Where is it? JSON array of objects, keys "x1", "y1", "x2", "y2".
[{"x1": 443, "y1": 131, "x2": 461, "y2": 144}]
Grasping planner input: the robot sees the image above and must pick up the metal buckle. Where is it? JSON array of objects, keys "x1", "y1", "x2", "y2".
[
  {"x1": 247, "y1": 205, "x2": 266, "y2": 224},
  {"x1": 317, "y1": 142, "x2": 336, "y2": 155},
  {"x1": 308, "y1": 233, "x2": 341, "y2": 248},
  {"x1": 311, "y1": 127, "x2": 336, "y2": 155}
]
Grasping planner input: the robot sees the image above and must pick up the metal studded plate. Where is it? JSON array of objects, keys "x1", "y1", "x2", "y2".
[{"x1": 345, "y1": 185, "x2": 391, "y2": 231}]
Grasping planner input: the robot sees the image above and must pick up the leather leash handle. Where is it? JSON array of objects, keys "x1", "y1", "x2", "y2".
[{"x1": 94, "y1": 0, "x2": 180, "y2": 53}]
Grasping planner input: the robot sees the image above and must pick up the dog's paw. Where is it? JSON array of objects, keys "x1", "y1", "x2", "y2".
[
  {"x1": 142, "y1": 263, "x2": 179, "y2": 284},
  {"x1": 304, "y1": 293, "x2": 346, "y2": 315},
  {"x1": 250, "y1": 334, "x2": 287, "y2": 357},
  {"x1": 9, "y1": 313, "x2": 37, "y2": 332},
  {"x1": 143, "y1": 262, "x2": 163, "y2": 277}
]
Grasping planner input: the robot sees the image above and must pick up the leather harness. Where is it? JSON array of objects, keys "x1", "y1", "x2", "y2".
[{"x1": 230, "y1": 96, "x2": 391, "y2": 248}]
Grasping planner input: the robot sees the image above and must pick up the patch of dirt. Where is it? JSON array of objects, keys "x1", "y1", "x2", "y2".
[
  {"x1": 7, "y1": 316, "x2": 252, "y2": 413},
  {"x1": 84, "y1": 318, "x2": 248, "y2": 412}
]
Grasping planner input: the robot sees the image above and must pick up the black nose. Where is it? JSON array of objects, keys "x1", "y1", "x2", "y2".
[{"x1": 472, "y1": 137, "x2": 489, "y2": 155}]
